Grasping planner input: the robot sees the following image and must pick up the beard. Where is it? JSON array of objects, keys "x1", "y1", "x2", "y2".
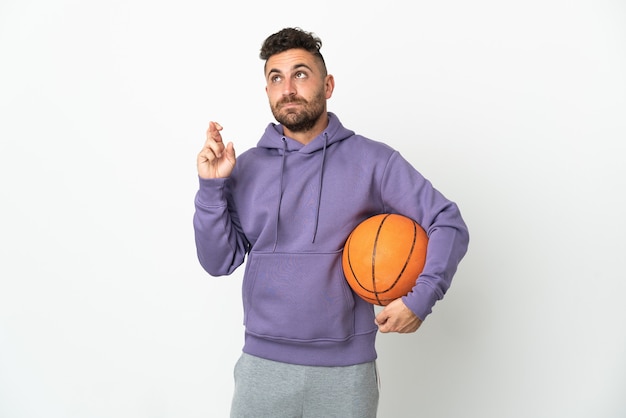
[{"x1": 270, "y1": 89, "x2": 326, "y2": 133}]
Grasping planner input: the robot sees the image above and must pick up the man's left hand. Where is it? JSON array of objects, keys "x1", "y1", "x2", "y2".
[{"x1": 375, "y1": 298, "x2": 422, "y2": 333}]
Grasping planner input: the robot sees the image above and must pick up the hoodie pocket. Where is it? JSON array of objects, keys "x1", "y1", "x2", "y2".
[{"x1": 243, "y1": 251, "x2": 356, "y2": 342}]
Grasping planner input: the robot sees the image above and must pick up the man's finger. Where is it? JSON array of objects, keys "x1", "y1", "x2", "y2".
[{"x1": 208, "y1": 121, "x2": 224, "y2": 142}]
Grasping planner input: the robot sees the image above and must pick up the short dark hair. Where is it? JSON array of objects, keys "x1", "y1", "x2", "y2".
[{"x1": 260, "y1": 27, "x2": 327, "y2": 74}]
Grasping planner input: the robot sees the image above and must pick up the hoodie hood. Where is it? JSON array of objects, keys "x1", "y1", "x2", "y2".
[{"x1": 257, "y1": 112, "x2": 355, "y2": 153}]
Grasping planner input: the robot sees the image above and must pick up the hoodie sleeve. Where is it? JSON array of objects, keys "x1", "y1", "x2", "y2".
[
  {"x1": 193, "y1": 176, "x2": 249, "y2": 276},
  {"x1": 381, "y1": 152, "x2": 470, "y2": 321}
]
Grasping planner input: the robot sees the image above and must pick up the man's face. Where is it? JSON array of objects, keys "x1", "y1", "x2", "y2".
[{"x1": 265, "y1": 49, "x2": 333, "y2": 133}]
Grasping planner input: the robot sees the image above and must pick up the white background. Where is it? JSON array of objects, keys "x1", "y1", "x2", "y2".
[{"x1": 1, "y1": 1, "x2": 625, "y2": 417}]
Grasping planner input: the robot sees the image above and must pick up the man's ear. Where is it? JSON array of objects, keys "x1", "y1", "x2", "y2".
[{"x1": 325, "y1": 74, "x2": 335, "y2": 99}]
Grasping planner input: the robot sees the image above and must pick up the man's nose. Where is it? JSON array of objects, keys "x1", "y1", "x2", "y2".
[{"x1": 282, "y1": 78, "x2": 296, "y2": 96}]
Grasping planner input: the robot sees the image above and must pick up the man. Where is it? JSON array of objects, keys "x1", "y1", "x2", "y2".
[{"x1": 194, "y1": 27, "x2": 469, "y2": 418}]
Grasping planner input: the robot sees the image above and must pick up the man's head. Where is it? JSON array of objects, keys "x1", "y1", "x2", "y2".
[{"x1": 260, "y1": 28, "x2": 334, "y2": 141}]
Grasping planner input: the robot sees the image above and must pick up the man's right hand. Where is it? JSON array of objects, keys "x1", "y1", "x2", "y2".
[{"x1": 197, "y1": 121, "x2": 236, "y2": 179}]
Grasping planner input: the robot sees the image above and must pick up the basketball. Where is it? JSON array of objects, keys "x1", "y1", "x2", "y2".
[{"x1": 342, "y1": 213, "x2": 428, "y2": 306}]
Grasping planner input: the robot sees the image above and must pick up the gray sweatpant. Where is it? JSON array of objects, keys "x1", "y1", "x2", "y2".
[{"x1": 230, "y1": 353, "x2": 379, "y2": 418}]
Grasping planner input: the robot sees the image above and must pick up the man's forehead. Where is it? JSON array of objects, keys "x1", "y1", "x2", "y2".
[{"x1": 265, "y1": 49, "x2": 317, "y2": 73}]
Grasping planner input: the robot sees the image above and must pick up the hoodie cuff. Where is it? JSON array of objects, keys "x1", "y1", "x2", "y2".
[
  {"x1": 402, "y1": 281, "x2": 440, "y2": 321},
  {"x1": 195, "y1": 176, "x2": 228, "y2": 206}
]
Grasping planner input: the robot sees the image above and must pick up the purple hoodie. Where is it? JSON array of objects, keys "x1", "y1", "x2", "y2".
[{"x1": 193, "y1": 113, "x2": 469, "y2": 367}]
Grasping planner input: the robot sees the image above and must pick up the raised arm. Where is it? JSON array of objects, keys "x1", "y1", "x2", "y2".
[{"x1": 193, "y1": 122, "x2": 248, "y2": 276}]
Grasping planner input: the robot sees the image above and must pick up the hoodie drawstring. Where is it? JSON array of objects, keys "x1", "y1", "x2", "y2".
[
  {"x1": 272, "y1": 138, "x2": 288, "y2": 252},
  {"x1": 311, "y1": 133, "x2": 328, "y2": 243}
]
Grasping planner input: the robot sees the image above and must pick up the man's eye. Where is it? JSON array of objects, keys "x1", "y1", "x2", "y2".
[
  {"x1": 271, "y1": 75, "x2": 282, "y2": 83},
  {"x1": 295, "y1": 72, "x2": 307, "y2": 79}
]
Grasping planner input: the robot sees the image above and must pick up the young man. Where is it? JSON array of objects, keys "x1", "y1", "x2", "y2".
[{"x1": 194, "y1": 27, "x2": 469, "y2": 417}]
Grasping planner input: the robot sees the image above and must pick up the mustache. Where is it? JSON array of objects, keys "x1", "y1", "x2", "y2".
[{"x1": 277, "y1": 97, "x2": 307, "y2": 106}]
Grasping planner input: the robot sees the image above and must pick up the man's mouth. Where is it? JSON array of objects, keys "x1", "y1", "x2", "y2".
[{"x1": 280, "y1": 99, "x2": 305, "y2": 108}]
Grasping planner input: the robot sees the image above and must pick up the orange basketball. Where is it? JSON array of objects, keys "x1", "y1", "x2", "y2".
[{"x1": 342, "y1": 213, "x2": 428, "y2": 306}]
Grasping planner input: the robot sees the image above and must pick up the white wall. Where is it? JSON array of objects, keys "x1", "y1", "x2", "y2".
[{"x1": 1, "y1": 1, "x2": 625, "y2": 417}]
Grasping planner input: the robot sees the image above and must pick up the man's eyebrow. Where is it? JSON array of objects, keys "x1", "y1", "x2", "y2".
[{"x1": 267, "y1": 63, "x2": 314, "y2": 76}]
